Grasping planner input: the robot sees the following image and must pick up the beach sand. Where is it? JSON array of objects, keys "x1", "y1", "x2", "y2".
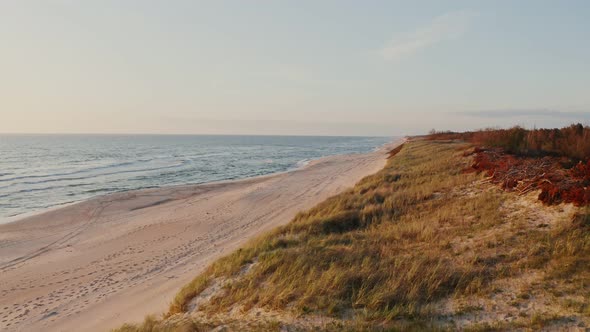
[{"x1": 0, "y1": 140, "x2": 401, "y2": 332}]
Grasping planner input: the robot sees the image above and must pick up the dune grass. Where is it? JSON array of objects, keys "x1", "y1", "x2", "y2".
[{"x1": 114, "y1": 139, "x2": 590, "y2": 331}]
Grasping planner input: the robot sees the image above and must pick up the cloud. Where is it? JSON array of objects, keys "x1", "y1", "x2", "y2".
[
  {"x1": 379, "y1": 10, "x2": 476, "y2": 61},
  {"x1": 455, "y1": 109, "x2": 590, "y2": 119}
]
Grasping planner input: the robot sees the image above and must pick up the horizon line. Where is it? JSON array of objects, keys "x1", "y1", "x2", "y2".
[{"x1": 0, "y1": 132, "x2": 395, "y2": 138}]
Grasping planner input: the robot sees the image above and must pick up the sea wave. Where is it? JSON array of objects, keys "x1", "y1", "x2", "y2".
[
  {"x1": 295, "y1": 159, "x2": 311, "y2": 168},
  {"x1": 0, "y1": 161, "x2": 188, "y2": 189},
  {"x1": 0, "y1": 135, "x2": 393, "y2": 220},
  {"x1": 0, "y1": 159, "x2": 165, "y2": 183},
  {"x1": 0, "y1": 182, "x2": 94, "y2": 198}
]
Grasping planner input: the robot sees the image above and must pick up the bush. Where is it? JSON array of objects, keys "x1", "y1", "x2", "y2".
[{"x1": 429, "y1": 124, "x2": 590, "y2": 161}]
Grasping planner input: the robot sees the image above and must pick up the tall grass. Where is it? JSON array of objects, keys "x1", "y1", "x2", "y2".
[
  {"x1": 167, "y1": 141, "x2": 494, "y2": 318},
  {"x1": 115, "y1": 140, "x2": 590, "y2": 331}
]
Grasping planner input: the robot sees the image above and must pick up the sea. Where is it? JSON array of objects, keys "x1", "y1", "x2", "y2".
[{"x1": 0, "y1": 134, "x2": 392, "y2": 221}]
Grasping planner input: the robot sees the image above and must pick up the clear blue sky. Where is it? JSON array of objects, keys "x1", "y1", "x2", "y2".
[{"x1": 1, "y1": 1, "x2": 589, "y2": 135}]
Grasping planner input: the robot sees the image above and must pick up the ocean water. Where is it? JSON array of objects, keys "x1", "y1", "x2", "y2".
[{"x1": 0, "y1": 134, "x2": 392, "y2": 220}]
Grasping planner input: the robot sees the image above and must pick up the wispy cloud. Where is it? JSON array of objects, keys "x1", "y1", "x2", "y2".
[{"x1": 379, "y1": 10, "x2": 476, "y2": 61}]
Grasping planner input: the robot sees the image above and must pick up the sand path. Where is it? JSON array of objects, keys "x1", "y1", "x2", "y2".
[{"x1": 0, "y1": 140, "x2": 400, "y2": 332}]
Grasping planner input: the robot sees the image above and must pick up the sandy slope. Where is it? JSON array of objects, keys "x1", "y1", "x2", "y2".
[{"x1": 0, "y1": 140, "x2": 401, "y2": 332}]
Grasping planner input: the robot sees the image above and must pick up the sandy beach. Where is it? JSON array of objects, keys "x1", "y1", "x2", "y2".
[{"x1": 0, "y1": 140, "x2": 401, "y2": 332}]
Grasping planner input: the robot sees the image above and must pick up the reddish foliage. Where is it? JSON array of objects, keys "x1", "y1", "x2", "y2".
[
  {"x1": 571, "y1": 160, "x2": 590, "y2": 184},
  {"x1": 429, "y1": 123, "x2": 590, "y2": 161},
  {"x1": 429, "y1": 123, "x2": 590, "y2": 206},
  {"x1": 469, "y1": 148, "x2": 590, "y2": 206}
]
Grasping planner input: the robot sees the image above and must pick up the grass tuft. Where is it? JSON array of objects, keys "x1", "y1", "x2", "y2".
[{"x1": 116, "y1": 140, "x2": 590, "y2": 331}]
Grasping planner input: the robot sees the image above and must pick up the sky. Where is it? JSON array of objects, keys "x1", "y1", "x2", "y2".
[{"x1": 1, "y1": 0, "x2": 589, "y2": 136}]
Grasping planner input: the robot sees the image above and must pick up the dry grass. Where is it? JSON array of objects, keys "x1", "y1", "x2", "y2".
[
  {"x1": 114, "y1": 140, "x2": 590, "y2": 331},
  {"x1": 115, "y1": 316, "x2": 206, "y2": 332}
]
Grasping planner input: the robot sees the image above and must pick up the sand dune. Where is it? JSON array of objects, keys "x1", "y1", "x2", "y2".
[{"x1": 0, "y1": 140, "x2": 401, "y2": 332}]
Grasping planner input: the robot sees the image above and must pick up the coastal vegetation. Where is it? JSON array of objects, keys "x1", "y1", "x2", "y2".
[
  {"x1": 115, "y1": 133, "x2": 590, "y2": 331},
  {"x1": 430, "y1": 124, "x2": 590, "y2": 206},
  {"x1": 428, "y1": 123, "x2": 590, "y2": 160}
]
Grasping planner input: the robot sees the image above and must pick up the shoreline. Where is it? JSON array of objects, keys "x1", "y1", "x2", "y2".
[
  {"x1": 0, "y1": 139, "x2": 397, "y2": 226},
  {"x1": 0, "y1": 139, "x2": 403, "y2": 332}
]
